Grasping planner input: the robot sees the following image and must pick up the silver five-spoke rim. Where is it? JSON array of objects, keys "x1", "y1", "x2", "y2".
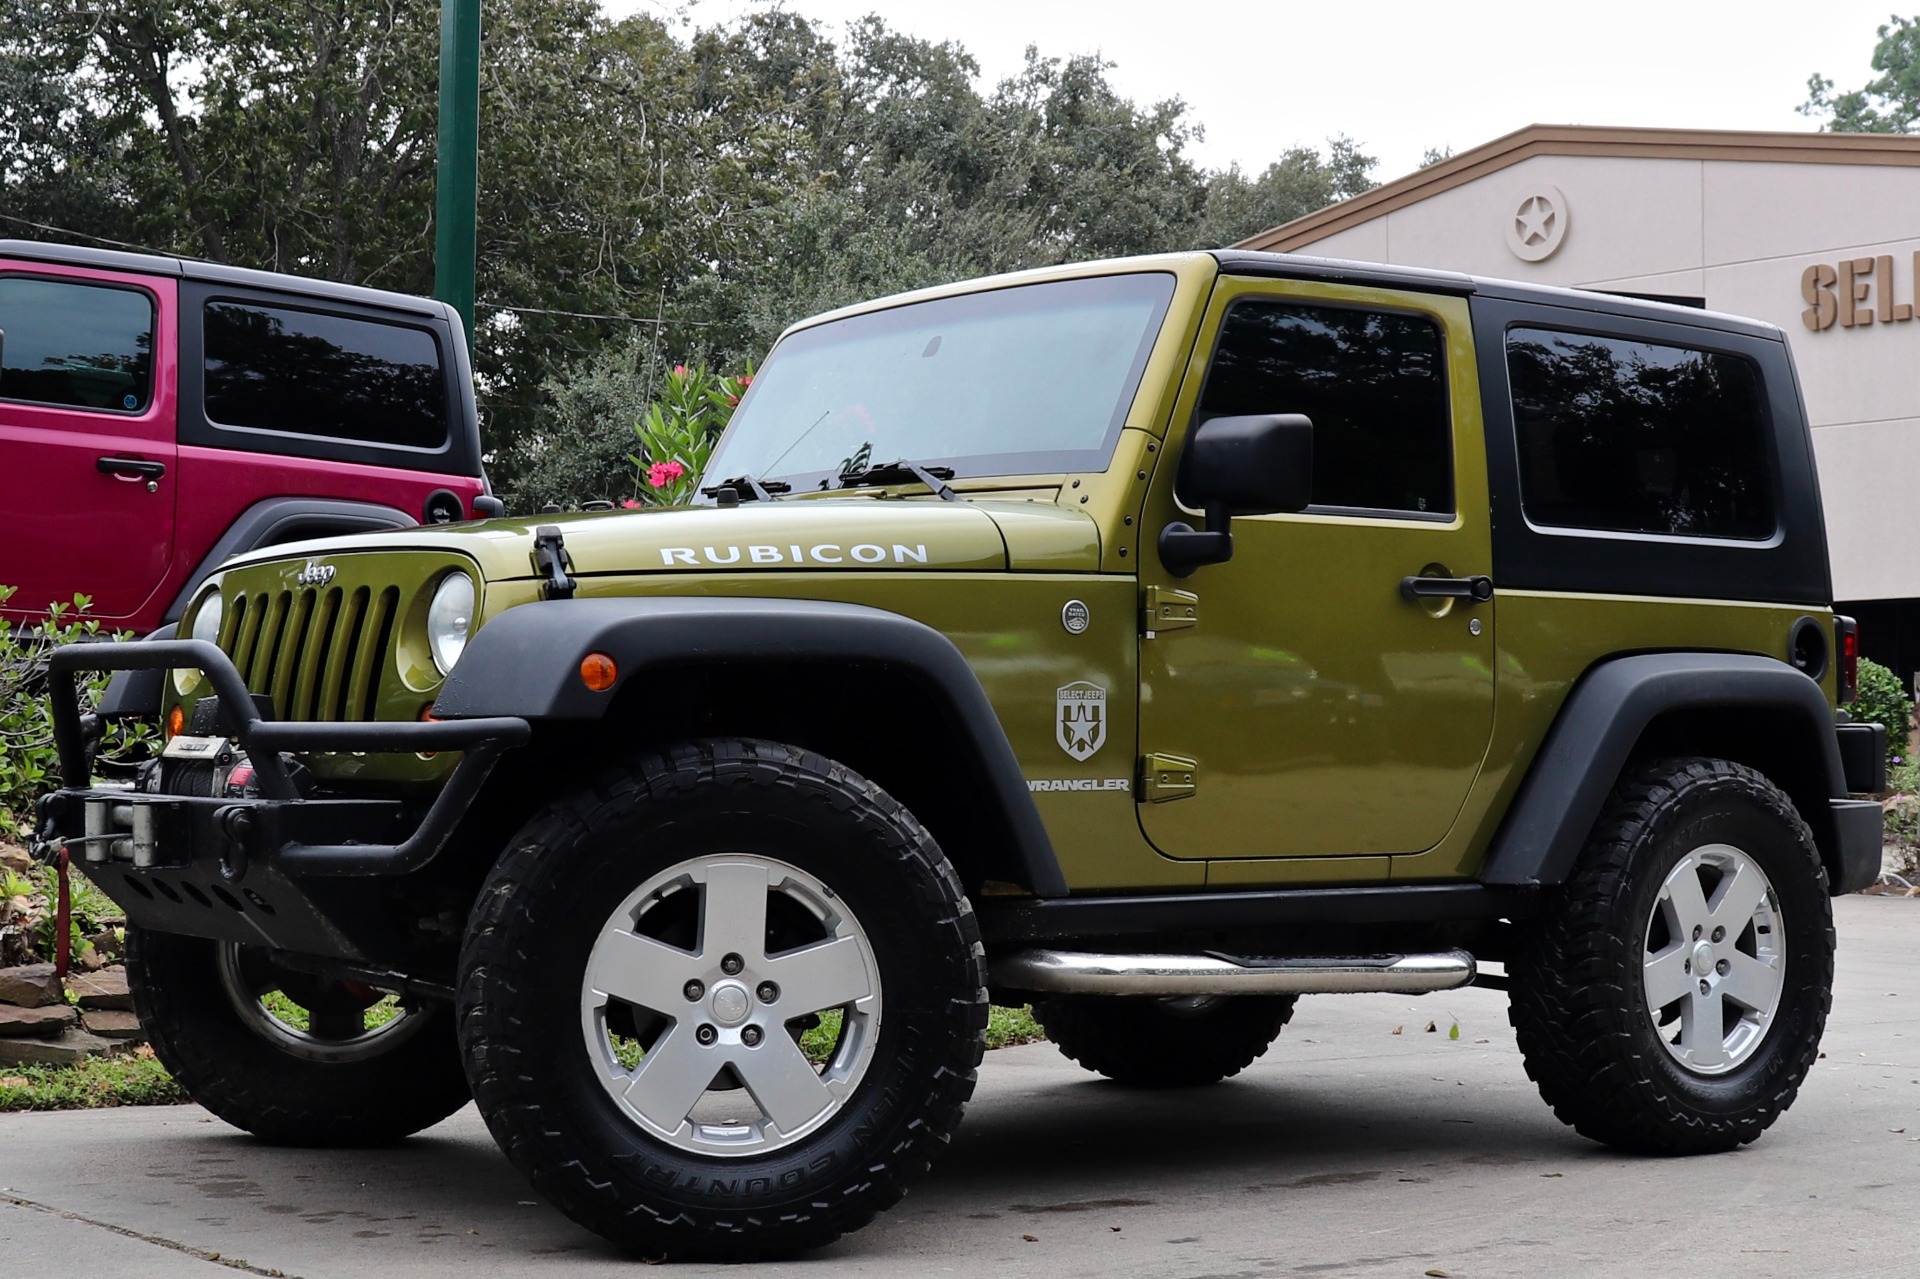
[
  {"x1": 1643, "y1": 843, "x2": 1784, "y2": 1076},
  {"x1": 217, "y1": 943, "x2": 429, "y2": 1063},
  {"x1": 581, "y1": 853, "x2": 882, "y2": 1158}
]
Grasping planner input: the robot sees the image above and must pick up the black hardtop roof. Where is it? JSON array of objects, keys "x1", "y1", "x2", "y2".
[
  {"x1": 0, "y1": 238, "x2": 456, "y2": 321},
  {"x1": 1208, "y1": 249, "x2": 1784, "y2": 342}
]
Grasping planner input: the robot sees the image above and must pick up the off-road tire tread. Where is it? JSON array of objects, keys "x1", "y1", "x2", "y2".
[
  {"x1": 1508, "y1": 756, "x2": 1834, "y2": 1155},
  {"x1": 457, "y1": 737, "x2": 987, "y2": 1262},
  {"x1": 1033, "y1": 994, "x2": 1296, "y2": 1087},
  {"x1": 126, "y1": 928, "x2": 471, "y2": 1146}
]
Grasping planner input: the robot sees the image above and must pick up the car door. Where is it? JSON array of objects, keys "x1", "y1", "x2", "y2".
[
  {"x1": 0, "y1": 264, "x2": 177, "y2": 627},
  {"x1": 1136, "y1": 278, "x2": 1495, "y2": 866}
]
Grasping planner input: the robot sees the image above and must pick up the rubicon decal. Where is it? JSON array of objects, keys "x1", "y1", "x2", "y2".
[
  {"x1": 1056, "y1": 681, "x2": 1108, "y2": 761},
  {"x1": 659, "y1": 543, "x2": 930, "y2": 567}
]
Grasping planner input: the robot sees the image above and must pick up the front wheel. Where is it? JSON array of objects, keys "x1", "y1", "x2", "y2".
[
  {"x1": 1509, "y1": 756, "x2": 1835, "y2": 1154},
  {"x1": 457, "y1": 739, "x2": 987, "y2": 1261}
]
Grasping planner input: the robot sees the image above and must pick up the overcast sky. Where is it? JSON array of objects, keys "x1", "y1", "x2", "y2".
[{"x1": 606, "y1": 0, "x2": 1898, "y2": 182}]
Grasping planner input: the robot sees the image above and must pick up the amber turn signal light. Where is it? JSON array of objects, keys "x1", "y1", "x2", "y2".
[
  {"x1": 580, "y1": 652, "x2": 618, "y2": 692},
  {"x1": 165, "y1": 704, "x2": 185, "y2": 739}
]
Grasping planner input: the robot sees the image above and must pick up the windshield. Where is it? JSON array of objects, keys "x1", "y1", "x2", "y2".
[{"x1": 706, "y1": 272, "x2": 1176, "y2": 492}]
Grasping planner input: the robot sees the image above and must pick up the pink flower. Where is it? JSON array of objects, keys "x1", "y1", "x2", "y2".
[
  {"x1": 621, "y1": 498, "x2": 640, "y2": 509},
  {"x1": 725, "y1": 394, "x2": 739, "y2": 407},
  {"x1": 646, "y1": 460, "x2": 686, "y2": 489},
  {"x1": 671, "y1": 364, "x2": 689, "y2": 379},
  {"x1": 737, "y1": 374, "x2": 752, "y2": 388}
]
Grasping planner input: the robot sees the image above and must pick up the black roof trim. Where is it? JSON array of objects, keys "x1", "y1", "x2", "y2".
[
  {"x1": 0, "y1": 238, "x2": 455, "y2": 321},
  {"x1": 1212, "y1": 248, "x2": 1783, "y2": 342},
  {"x1": 1209, "y1": 249, "x2": 1478, "y2": 296}
]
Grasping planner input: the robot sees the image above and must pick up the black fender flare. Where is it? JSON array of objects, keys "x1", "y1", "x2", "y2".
[
  {"x1": 1481, "y1": 652, "x2": 1855, "y2": 891},
  {"x1": 162, "y1": 497, "x2": 416, "y2": 624},
  {"x1": 435, "y1": 597, "x2": 1066, "y2": 897}
]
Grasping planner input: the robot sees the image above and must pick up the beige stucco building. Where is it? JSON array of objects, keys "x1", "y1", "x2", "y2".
[{"x1": 1243, "y1": 124, "x2": 1920, "y2": 677}]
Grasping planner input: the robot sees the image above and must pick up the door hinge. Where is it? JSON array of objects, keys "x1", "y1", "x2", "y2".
[
  {"x1": 1141, "y1": 586, "x2": 1199, "y2": 638},
  {"x1": 1139, "y1": 753, "x2": 1198, "y2": 803}
]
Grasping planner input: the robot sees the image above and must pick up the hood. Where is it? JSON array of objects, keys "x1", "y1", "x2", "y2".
[{"x1": 223, "y1": 497, "x2": 1105, "y2": 580}]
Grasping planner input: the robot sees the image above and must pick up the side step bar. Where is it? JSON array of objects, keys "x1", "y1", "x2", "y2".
[{"x1": 992, "y1": 948, "x2": 1476, "y2": 997}]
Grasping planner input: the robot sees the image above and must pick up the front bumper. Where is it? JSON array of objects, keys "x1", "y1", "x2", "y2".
[{"x1": 38, "y1": 638, "x2": 529, "y2": 961}]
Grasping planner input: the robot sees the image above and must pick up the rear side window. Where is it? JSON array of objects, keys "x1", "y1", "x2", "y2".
[
  {"x1": 1200, "y1": 300, "x2": 1452, "y2": 515},
  {"x1": 0, "y1": 276, "x2": 154, "y2": 413},
  {"x1": 1506, "y1": 329, "x2": 1774, "y2": 540},
  {"x1": 203, "y1": 301, "x2": 447, "y2": 449}
]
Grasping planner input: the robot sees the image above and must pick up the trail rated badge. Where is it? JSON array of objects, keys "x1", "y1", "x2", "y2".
[{"x1": 1055, "y1": 681, "x2": 1107, "y2": 761}]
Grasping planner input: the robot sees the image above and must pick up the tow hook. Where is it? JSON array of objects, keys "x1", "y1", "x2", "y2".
[{"x1": 217, "y1": 805, "x2": 255, "y2": 882}]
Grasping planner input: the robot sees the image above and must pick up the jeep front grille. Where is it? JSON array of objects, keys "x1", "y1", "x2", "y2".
[{"x1": 222, "y1": 584, "x2": 401, "y2": 721}]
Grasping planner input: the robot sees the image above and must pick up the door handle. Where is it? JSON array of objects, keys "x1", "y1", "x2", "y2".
[
  {"x1": 97, "y1": 456, "x2": 166, "y2": 481},
  {"x1": 1400, "y1": 574, "x2": 1493, "y2": 603}
]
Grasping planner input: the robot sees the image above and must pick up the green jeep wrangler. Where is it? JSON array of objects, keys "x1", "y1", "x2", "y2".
[{"x1": 39, "y1": 250, "x2": 1885, "y2": 1260}]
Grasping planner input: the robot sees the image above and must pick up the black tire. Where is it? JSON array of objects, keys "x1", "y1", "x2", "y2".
[
  {"x1": 456, "y1": 738, "x2": 988, "y2": 1261},
  {"x1": 126, "y1": 928, "x2": 470, "y2": 1146},
  {"x1": 1509, "y1": 756, "x2": 1834, "y2": 1154},
  {"x1": 1033, "y1": 994, "x2": 1296, "y2": 1086}
]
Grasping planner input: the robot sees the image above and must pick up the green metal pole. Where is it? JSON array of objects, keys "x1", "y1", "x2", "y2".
[{"x1": 434, "y1": 0, "x2": 480, "y2": 344}]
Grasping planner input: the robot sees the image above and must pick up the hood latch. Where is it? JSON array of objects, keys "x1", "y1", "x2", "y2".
[{"x1": 532, "y1": 525, "x2": 577, "y2": 600}]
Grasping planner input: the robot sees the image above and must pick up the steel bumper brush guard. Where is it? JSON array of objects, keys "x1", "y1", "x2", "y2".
[{"x1": 35, "y1": 638, "x2": 530, "y2": 965}]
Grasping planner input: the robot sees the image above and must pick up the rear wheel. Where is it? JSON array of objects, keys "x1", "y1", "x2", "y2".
[
  {"x1": 457, "y1": 738, "x2": 987, "y2": 1260},
  {"x1": 1509, "y1": 757, "x2": 1834, "y2": 1154},
  {"x1": 127, "y1": 929, "x2": 469, "y2": 1145},
  {"x1": 1033, "y1": 994, "x2": 1295, "y2": 1087}
]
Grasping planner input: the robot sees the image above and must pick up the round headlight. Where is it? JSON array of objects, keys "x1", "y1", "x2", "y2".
[
  {"x1": 173, "y1": 591, "x2": 223, "y2": 694},
  {"x1": 189, "y1": 590, "x2": 223, "y2": 647},
  {"x1": 427, "y1": 572, "x2": 475, "y2": 675}
]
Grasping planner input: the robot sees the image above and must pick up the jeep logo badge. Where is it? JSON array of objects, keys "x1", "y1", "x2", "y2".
[
  {"x1": 1056, "y1": 681, "x2": 1107, "y2": 761},
  {"x1": 296, "y1": 561, "x2": 336, "y2": 588}
]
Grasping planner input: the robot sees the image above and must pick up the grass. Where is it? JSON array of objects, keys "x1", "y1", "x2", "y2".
[
  {"x1": 0, "y1": 1005, "x2": 1048, "y2": 1114},
  {"x1": 987, "y1": 1004, "x2": 1044, "y2": 1049},
  {"x1": 0, "y1": 1047, "x2": 190, "y2": 1112}
]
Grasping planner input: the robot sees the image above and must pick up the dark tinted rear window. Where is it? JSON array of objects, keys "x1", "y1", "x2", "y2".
[
  {"x1": 203, "y1": 301, "x2": 446, "y2": 448},
  {"x1": 1199, "y1": 300, "x2": 1452, "y2": 515},
  {"x1": 0, "y1": 276, "x2": 154, "y2": 413},
  {"x1": 1506, "y1": 328, "x2": 1774, "y2": 540}
]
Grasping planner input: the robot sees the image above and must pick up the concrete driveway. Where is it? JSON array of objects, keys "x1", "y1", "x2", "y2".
[{"x1": 4, "y1": 894, "x2": 1919, "y2": 1278}]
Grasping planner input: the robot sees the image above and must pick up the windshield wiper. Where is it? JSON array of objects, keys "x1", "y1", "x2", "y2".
[
  {"x1": 700, "y1": 474, "x2": 789, "y2": 503},
  {"x1": 837, "y1": 458, "x2": 959, "y2": 502}
]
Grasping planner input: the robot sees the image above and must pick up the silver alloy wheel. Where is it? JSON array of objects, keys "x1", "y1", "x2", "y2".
[
  {"x1": 215, "y1": 943, "x2": 429, "y2": 1064},
  {"x1": 1642, "y1": 842, "x2": 1785, "y2": 1076},
  {"x1": 580, "y1": 853, "x2": 883, "y2": 1158}
]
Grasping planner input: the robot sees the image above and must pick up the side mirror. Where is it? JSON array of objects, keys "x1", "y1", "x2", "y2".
[{"x1": 1158, "y1": 413, "x2": 1312, "y2": 578}]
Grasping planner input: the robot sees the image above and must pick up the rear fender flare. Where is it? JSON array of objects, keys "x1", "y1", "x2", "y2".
[{"x1": 1481, "y1": 653, "x2": 1847, "y2": 889}]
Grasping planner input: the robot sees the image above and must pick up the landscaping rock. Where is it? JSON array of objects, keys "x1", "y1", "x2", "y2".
[
  {"x1": 0, "y1": 1028, "x2": 133, "y2": 1066},
  {"x1": 80, "y1": 1009, "x2": 143, "y2": 1040},
  {"x1": 67, "y1": 968, "x2": 131, "y2": 1011},
  {"x1": 0, "y1": 842, "x2": 31, "y2": 875},
  {"x1": 0, "y1": 962, "x2": 64, "y2": 1008},
  {"x1": 0, "y1": 1003, "x2": 77, "y2": 1038}
]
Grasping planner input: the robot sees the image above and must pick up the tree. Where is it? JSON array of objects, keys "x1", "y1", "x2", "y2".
[
  {"x1": 0, "y1": 4, "x2": 1377, "y2": 505},
  {"x1": 1803, "y1": 15, "x2": 1920, "y2": 132}
]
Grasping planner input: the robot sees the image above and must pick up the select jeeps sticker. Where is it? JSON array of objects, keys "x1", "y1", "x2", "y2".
[{"x1": 1056, "y1": 681, "x2": 1108, "y2": 761}]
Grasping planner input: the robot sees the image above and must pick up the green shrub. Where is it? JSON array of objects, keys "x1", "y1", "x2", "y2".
[
  {"x1": 0, "y1": 587, "x2": 154, "y2": 838},
  {"x1": 629, "y1": 361, "x2": 753, "y2": 507},
  {"x1": 1850, "y1": 657, "x2": 1913, "y2": 778}
]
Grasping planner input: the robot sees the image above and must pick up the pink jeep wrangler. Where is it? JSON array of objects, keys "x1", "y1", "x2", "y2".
[{"x1": 0, "y1": 240, "x2": 500, "y2": 635}]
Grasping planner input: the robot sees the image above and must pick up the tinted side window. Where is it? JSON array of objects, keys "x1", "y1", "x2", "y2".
[
  {"x1": 1506, "y1": 328, "x2": 1773, "y2": 540},
  {"x1": 1199, "y1": 300, "x2": 1452, "y2": 515},
  {"x1": 203, "y1": 301, "x2": 446, "y2": 449},
  {"x1": 0, "y1": 277, "x2": 154, "y2": 413}
]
